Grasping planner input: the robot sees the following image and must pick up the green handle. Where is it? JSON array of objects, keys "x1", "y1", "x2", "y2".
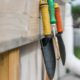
[{"x1": 47, "y1": 0, "x2": 56, "y2": 24}]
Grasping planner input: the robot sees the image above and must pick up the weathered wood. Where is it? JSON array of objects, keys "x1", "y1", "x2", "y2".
[
  {"x1": 0, "y1": 0, "x2": 40, "y2": 53},
  {"x1": 0, "y1": 52, "x2": 9, "y2": 80},
  {"x1": 46, "y1": 72, "x2": 49, "y2": 80},
  {"x1": 9, "y1": 49, "x2": 19, "y2": 80}
]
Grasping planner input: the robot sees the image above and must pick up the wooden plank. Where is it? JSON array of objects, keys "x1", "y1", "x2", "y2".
[
  {"x1": 36, "y1": 43, "x2": 43, "y2": 80},
  {"x1": 20, "y1": 47, "x2": 30, "y2": 80},
  {"x1": 0, "y1": 52, "x2": 9, "y2": 80},
  {"x1": 46, "y1": 72, "x2": 49, "y2": 80},
  {"x1": 0, "y1": 0, "x2": 39, "y2": 53},
  {"x1": 9, "y1": 48, "x2": 19, "y2": 80},
  {"x1": 44, "y1": 68, "x2": 49, "y2": 80},
  {"x1": 20, "y1": 42, "x2": 43, "y2": 80}
]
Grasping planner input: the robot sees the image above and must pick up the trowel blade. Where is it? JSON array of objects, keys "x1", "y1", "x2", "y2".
[
  {"x1": 40, "y1": 37, "x2": 56, "y2": 79},
  {"x1": 56, "y1": 34, "x2": 66, "y2": 65}
]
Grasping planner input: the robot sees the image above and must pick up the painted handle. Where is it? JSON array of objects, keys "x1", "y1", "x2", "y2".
[
  {"x1": 47, "y1": 0, "x2": 56, "y2": 24},
  {"x1": 55, "y1": 3, "x2": 63, "y2": 33},
  {"x1": 40, "y1": 5, "x2": 51, "y2": 36}
]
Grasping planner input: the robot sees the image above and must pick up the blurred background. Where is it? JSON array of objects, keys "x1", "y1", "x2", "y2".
[
  {"x1": 71, "y1": 0, "x2": 80, "y2": 58},
  {"x1": 58, "y1": 0, "x2": 80, "y2": 80}
]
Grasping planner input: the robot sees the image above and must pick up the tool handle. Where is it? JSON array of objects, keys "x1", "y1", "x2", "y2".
[
  {"x1": 40, "y1": 4, "x2": 51, "y2": 36},
  {"x1": 55, "y1": 3, "x2": 63, "y2": 33},
  {"x1": 47, "y1": 0, "x2": 56, "y2": 24}
]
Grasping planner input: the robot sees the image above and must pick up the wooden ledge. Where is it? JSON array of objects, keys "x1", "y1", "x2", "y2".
[{"x1": 0, "y1": 0, "x2": 40, "y2": 53}]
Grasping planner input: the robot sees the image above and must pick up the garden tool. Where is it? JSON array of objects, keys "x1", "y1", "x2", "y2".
[
  {"x1": 47, "y1": 0, "x2": 66, "y2": 65},
  {"x1": 47, "y1": 0, "x2": 56, "y2": 24},
  {"x1": 47, "y1": 0, "x2": 60, "y2": 59},
  {"x1": 40, "y1": 37, "x2": 56, "y2": 80},
  {"x1": 55, "y1": 3, "x2": 66, "y2": 65},
  {"x1": 40, "y1": 2, "x2": 56, "y2": 80}
]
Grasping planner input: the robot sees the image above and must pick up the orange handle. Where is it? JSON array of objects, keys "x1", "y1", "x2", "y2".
[{"x1": 55, "y1": 4, "x2": 63, "y2": 33}]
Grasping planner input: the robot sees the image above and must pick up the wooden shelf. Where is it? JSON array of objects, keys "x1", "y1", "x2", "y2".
[{"x1": 0, "y1": 0, "x2": 40, "y2": 53}]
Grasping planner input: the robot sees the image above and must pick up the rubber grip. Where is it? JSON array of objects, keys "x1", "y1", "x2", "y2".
[
  {"x1": 47, "y1": 0, "x2": 56, "y2": 24},
  {"x1": 55, "y1": 4, "x2": 63, "y2": 33},
  {"x1": 40, "y1": 5, "x2": 51, "y2": 36}
]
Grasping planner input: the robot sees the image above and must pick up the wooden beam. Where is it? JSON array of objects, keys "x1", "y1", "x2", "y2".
[
  {"x1": 9, "y1": 49, "x2": 19, "y2": 80},
  {"x1": 46, "y1": 72, "x2": 49, "y2": 80},
  {"x1": 0, "y1": 52, "x2": 9, "y2": 80}
]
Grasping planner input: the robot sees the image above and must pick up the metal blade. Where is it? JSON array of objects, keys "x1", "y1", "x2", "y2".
[
  {"x1": 56, "y1": 34, "x2": 66, "y2": 65},
  {"x1": 40, "y1": 37, "x2": 56, "y2": 80}
]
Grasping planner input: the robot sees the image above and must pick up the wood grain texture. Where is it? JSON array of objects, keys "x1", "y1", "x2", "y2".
[
  {"x1": 0, "y1": 52, "x2": 9, "y2": 80},
  {"x1": 20, "y1": 42, "x2": 44, "y2": 80},
  {"x1": 9, "y1": 49, "x2": 19, "y2": 80},
  {"x1": 46, "y1": 72, "x2": 49, "y2": 80},
  {"x1": 44, "y1": 65, "x2": 50, "y2": 80}
]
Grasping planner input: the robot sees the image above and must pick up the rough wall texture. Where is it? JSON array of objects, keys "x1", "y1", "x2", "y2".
[{"x1": 0, "y1": 0, "x2": 40, "y2": 53}]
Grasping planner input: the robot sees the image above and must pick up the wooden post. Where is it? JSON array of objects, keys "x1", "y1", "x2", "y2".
[
  {"x1": 46, "y1": 72, "x2": 49, "y2": 80},
  {"x1": 0, "y1": 52, "x2": 9, "y2": 80},
  {"x1": 44, "y1": 65, "x2": 49, "y2": 80},
  {"x1": 0, "y1": 48, "x2": 19, "y2": 80},
  {"x1": 9, "y1": 48, "x2": 19, "y2": 80}
]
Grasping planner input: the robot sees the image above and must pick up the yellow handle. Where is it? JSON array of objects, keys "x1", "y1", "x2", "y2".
[{"x1": 40, "y1": 5, "x2": 51, "y2": 36}]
